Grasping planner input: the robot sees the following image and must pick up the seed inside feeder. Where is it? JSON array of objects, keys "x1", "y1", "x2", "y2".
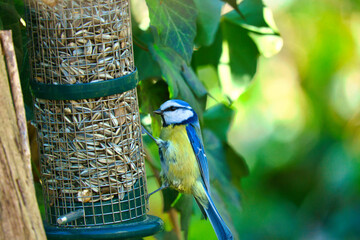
[{"x1": 27, "y1": 0, "x2": 147, "y2": 227}]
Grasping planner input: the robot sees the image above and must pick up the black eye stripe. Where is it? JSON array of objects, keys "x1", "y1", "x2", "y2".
[{"x1": 165, "y1": 106, "x2": 179, "y2": 111}]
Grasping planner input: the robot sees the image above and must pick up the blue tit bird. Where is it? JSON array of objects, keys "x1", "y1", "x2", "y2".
[{"x1": 144, "y1": 99, "x2": 233, "y2": 240}]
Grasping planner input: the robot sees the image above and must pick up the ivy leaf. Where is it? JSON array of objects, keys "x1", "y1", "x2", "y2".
[
  {"x1": 192, "y1": 27, "x2": 223, "y2": 69},
  {"x1": 138, "y1": 78, "x2": 169, "y2": 136},
  {"x1": 203, "y1": 105, "x2": 249, "y2": 185},
  {"x1": 203, "y1": 129, "x2": 230, "y2": 182},
  {"x1": 196, "y1": 65, "x2": 230, "y2": 108},
  {"x1": 221, "y1": 0, "x2": 246, "y2": 19},
  {"x1": 180, "y1": 62, "x2": 207, "y2": 99},
  {"x1": 196, "y1": 65, "x2": 221, "y2": 91},
  {"x1": 133, "y1": 29, "x2": 162, "y2": 80},
  {"x1": 163, "y1": 188, "x2": 180, "y2": 212},
  {"x1": 149, "y1": 45, "x2": 181, "y2": 98},
  {"x1": 146, "y1": 0, "x2": 197, "y2": 63},
  {"x1": 193, "y1": 0, "x2": 223, "y2": 46},
  {"x1": 173, "y1": 194, "x2": 193, "y2": 237},
  {"x1": 222, "y1": 20, "x2": 259, "y2": 88},
  {"x1": 203, "y1": 104, "x2": 235, "y2": 142},
  {"x1": 162, "y1": 191, "x2": 193, "y2": 239},
  {"x1": 225, "y1": 143, "x2": 249, "y2": 183},
  {"x1": 219, "y1": 0, "x2": 282, "y2": 100},
  {"x1": 220, "y1": 0, "x2": 281, "y2": 98},
  {"x1": 134, "y1": 44, "x2": 162, "y2": 80},
  {"x1": 224, "y1": 0, "x2": 283, "y2": 57},
  {"x1": 225, "y1": 0, "x2": 267, "y2": 28},
  {"x1": 0, "y1": 2, "x2": 22, "y2": 29},
  {"x1": 149, "y1": 44, "x2": 205, "y2": 116}
]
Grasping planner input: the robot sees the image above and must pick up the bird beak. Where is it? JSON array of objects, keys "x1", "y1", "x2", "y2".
[{"x1": 154, "y1": 109, "x2": 162, "y2": 115}]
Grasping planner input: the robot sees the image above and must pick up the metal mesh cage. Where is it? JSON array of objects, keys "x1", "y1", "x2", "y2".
[
  {"x1": 25, "y1": 0, "x2": 148, "y2": 227},
  {"x1": 26, "y1": 0, "x2": 134, "y2": 84}
]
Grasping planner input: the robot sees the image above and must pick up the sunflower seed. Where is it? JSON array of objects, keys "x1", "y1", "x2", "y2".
[
  {"x1": 29, "y1": 1, "x2": 145, "y2": 209},
  {"x1": 77, "y1": 189, "x2": 92, "y2": 203}
]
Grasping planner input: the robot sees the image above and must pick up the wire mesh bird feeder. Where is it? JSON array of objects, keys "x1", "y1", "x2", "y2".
[{"x1": 25, "y1": 0, "x2": 162, "y2": 239}]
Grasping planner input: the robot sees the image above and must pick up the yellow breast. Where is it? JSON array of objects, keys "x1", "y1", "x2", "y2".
[{"x1": 160, "y1": 125, "x2": 200, "y2": 193}]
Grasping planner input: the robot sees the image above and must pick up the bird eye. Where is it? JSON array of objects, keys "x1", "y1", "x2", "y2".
[{"x1": 168, "y1": 106, "x2": 177, "y2": 111}]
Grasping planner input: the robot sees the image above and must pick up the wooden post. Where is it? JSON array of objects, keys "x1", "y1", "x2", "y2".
[{"x1": 0, "y1": 30, "x2": 46, "y2": 240}]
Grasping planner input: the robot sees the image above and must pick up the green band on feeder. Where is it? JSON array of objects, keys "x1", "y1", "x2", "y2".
[{"x1": 30, "y1": 69, "x2": 138, "y2": 100}]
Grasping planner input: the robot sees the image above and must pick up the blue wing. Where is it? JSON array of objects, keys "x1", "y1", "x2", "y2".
[{"x1": 186, "y1": 122, "x2": 210, "y2": 192}]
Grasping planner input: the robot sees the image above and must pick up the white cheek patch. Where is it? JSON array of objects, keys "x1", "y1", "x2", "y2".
[
  {"x1": 178, "y1": 109, "x2": 194, "y2": 122},
  {"x1": 164, "y1": 109, "x2": 194, "y2": 125}
]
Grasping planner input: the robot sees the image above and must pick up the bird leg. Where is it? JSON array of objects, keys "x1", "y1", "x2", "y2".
[
  {"x1": 142, "y1": 125, "x2": 168, "y2": 148},
  {"x1": 147, "y1": 182, "x2": 169, "y2": 199},
  {"x1": 142, "y1": 125, "x2": 160, "y2": 143}
]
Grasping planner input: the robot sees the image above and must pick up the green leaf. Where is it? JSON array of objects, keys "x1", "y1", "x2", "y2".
[
  {"x1": 0, "y1": 2, "x2": 21, "y2": 29},
  {"x1": 193, "y1": 0, "x2": 223, "y2": 46},
  {"x1": 196, "y1": 65, "x2": 221, "y2": 91},
  {"x1": 149, "y1": 45, "x2": 181, "y2": 98},
  {"x1": 203, "y1": 105, "x2": 249, "y2": 184},
  {"x1": 225, "y1": 0, "x2": 266, "y2": 27},
  {"x1": 192, "y1": 27, "x2": 223, "y2": 69},
  {"x1": 221, "y1": 0, "x2": 246, "y2": 19},
  {"x1": 138, "y1": 78, "x2": 169, "y2": 136},
  {"x1": 222, "y1": 15, "x2": 259, "y2": 89},
  {"x1": 196, "y1": 65, "x2": 230, "y2": 108},
  {"x1": 14, "y1": 0, "x2": 25, "y2": 17},
  {"x1": 173, "y1": 194, "x2": 193, "y2": 236},
  {"x1": 34, "y1": 182, "x2": 45, "y2": 218},
  {"x1": 219, "y1": 0, "x2": 282, "y2": 100},
  {"x1": 134, "y1": 45, "x2": 162, "y2": 80},
  {"x1": 225, "y1": 0, "x2": 282, "y2": 57},
  {"x1": 162, "y1": 192, "x2": 193, "y2": 239},
  {"x1": 224, "y1": 143, "x2": 249, "y2": 181},
  {"x1": 163, "y1": 188, "x2": 180, "y2": 212},
  {"x1": 146, "y1": 0, "x2": 197, "y2": 63},
  {"x1": 203, "y1": 129, "x2": 230, "y2": 182},
  {"x1": 203, "y1": 104, "x2": 234, "y2": 141},
  {"x1": 149, "y1": 44, "x2": 205, "y2": 116},
  {"x1": 248, "y1": 31, "x2": 283, "y2": 58},
  {"x1": 133, "y1": 29, "x2": 162, "y2": 80},
  {"x1": 180, "y1": 62, "x2": 207, "y2": 99}
]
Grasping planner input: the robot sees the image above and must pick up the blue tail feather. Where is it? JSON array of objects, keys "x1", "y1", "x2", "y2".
[{"x1": 203, "y1": 189, "x2": 233, "y2": 240}]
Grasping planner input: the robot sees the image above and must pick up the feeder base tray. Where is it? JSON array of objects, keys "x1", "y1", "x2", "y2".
[{"x1": 44, "y1": 215, "x2": 163, "y2": 240}]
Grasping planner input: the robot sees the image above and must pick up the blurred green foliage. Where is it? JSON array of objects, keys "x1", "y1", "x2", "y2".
[
  {"x1": 226, "y1": 0, "x2": 360, "y2": 239},
  {"x1": 2, "y1": 0, "x2": 360, "y2": 239}
]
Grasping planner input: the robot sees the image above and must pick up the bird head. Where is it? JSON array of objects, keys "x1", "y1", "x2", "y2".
[{"x1": 154, "y1": 99, "x2": 198, "y2": 126}]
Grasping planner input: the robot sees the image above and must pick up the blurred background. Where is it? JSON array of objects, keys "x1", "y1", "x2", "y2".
[{"x1": 230, "y1": 0, "x2": 360, "y2": 239}]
